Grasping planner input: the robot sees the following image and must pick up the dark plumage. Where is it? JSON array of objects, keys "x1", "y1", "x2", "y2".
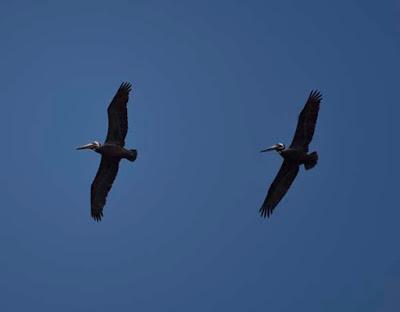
[
  {"x1": 259, "y1": 90, "x2": 322, "y2": 218},
  {"x1": 77, "y1": 82, "x2": 137, "y2": 221}
]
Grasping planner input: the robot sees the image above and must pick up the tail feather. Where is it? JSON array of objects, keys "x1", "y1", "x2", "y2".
[
  {"x1": 304, "y1": 151, "x2": 318, "y2": 170},
  {"x1": 126, "y1": 149, "x2": 137, "y2": 162}
]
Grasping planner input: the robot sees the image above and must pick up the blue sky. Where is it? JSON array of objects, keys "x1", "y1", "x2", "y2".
[{"x1": 0, "y1": 1, "x2": 398, "y2": 311}]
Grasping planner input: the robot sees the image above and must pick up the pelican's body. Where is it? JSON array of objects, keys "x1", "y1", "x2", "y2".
[
  {"x1": 77, "y1": 82, "x2": 137, "y2": 221},
  {"x1": 259, "y1": 90, "x2": 322, "y2": 218},
  {"x1": 95, "y1": 143, "x2": 136, "y2": 160},
  {"x1": 278, "y1": 148, "x2": 314, "y2": 165}
]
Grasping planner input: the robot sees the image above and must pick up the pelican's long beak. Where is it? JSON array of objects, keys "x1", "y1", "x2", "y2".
[
  {"x1": 260, "y1": 144, "x2": 279, "y2": 153},
  {"x1": 76, "y1": 143, "x2": 96, "y2": 150}
]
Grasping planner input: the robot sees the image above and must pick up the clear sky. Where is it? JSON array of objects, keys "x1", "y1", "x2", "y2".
[{"x1": 0, "y1": 0, "x2": 398, "y2": 311}]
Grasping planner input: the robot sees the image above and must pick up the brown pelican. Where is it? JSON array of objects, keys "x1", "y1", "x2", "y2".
[
  {"x1": 76, "y1": 82, "x2": 137, "y2": 221},
  {"x1": 259, "y1": 90, "x2": 322, "y2": 218}
]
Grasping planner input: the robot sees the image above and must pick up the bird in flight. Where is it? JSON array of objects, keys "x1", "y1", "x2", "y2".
[
  {"x1": 259, "y1": 90, "x2": 322, "y2": 218},
  {"x1": 76, "y1": 82, "x2": 137, "y2": 221}
]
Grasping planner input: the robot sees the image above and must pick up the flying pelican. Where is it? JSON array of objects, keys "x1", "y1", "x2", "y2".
[
  {"x1": 76, "y1": 82, "x2": 137, "y2": 221},
  {"x1": 259, "y1": 90, "x2": 322, "y2": 218}
]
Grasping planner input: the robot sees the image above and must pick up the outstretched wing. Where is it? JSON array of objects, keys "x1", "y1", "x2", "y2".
[
  {"x1": 259, "y1": 160, "x2": 299, "y2": 218},
  {"x1": 91, "y1": 157, "x2": 120, "y2": 221},
  {"x1": 290, "y1": 90, "x2": 322, "y2": 151},
  {"x1": 105, "y1": 82, "x2": 132, "y2": 146}
]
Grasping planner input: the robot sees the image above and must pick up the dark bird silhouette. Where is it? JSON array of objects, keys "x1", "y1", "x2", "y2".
[
  {"x1": 76, "y1": 82, "x2": 137, "y2": 221},
  {"x1": 259, "y1": 90, "x2": 322, "y2": 218}
]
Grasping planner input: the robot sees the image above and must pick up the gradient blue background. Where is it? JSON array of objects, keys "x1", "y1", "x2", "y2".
[{"x1": 0, "y1": 1, "x2": 398, "y2": 311}]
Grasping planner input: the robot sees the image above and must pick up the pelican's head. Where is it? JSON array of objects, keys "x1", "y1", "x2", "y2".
[
  {"x1": 76, "y1": 141, "x2": 101, "y2": 151},
  {"x1": 260, "y1": 142, "x2": 285, "y2": 153}
]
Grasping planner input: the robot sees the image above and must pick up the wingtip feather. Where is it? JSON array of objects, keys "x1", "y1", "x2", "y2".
[
  {"x1": 119, "y1": 81, "x2": 133, "y2": 93},
  {"x1": 91, "y1": 210, "x2": 103, "y2": 222},
  {"x1": 309, "y1": 90, "x2": 322, "y2": 101},
  {"x1": 259, "y1": 205, "x2": 273, "y2": 218}
]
